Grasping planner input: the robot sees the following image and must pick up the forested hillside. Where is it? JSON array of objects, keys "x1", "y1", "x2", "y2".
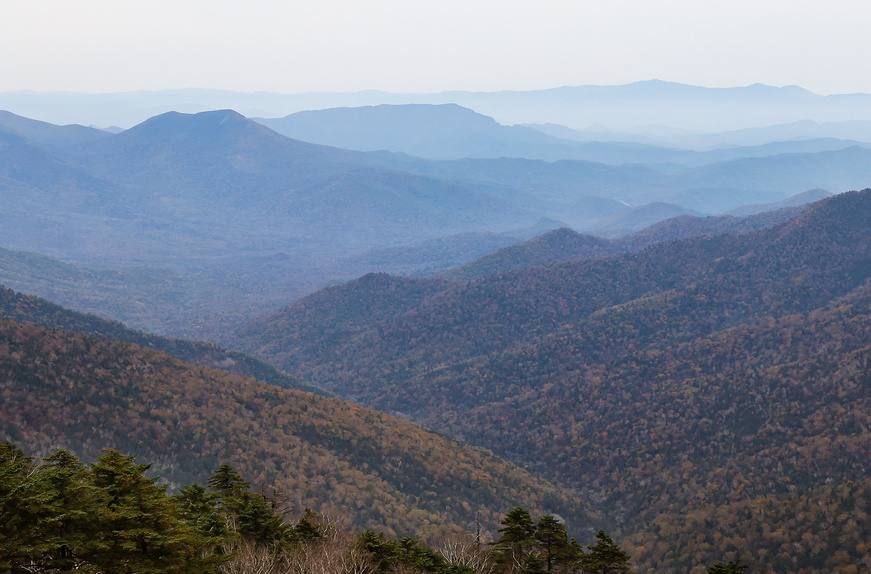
[
  {"x1": 450, "y1": 202, "x2": 808, "y2": 281},
  {"x1": 235, "y1": 190, "x2": 871, "y2": 570},
  {"x1": 0, "y1": 285, "x2": 313, "y2": 392},
  {"x1": 0, "y1": 318, "x2": 591, "y2": 541}
]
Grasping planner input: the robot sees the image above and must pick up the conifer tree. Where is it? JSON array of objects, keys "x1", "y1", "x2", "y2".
[
  {"x1": 534, "y1": 514, "x2": 571, "y2": 572},
  {"x1": 175, "y1": 483, "x2": 227, "y2": 542},
  {"x1": 495, "y1": 507, "x2": 537, "y2": 564},
  {"x1": 208, "y1": 464, "x2": 248, "y2": 498},
  {"x1": 358, "y1": 529, "x2": 398, "y2": 572},
  {"x1": 0, "y1": 442, "x2": 52, "y2": 569},
  {"x1": 235, "y1": 490, "x2": 290, "y2": 545},
  {"x1": 396, "y1": 536, "x2": 446, "y2": 572},
  {"x1": 294, "y1": 508, "x2": 324, "y2": 543},
  {"x1": 40, "y1": 448, "x2": 108, "y2": 569},
  {"x1": 581, "y1": 531, "x2": 631, "y2": 574},
  {"x1": 89, "y1": 449, "x2": 211, "y2": 573}
]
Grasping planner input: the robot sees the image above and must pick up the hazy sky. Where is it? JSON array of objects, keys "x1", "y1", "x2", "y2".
[{"x1": 3, "y1": 0, "x2": 870, "y2": 94}]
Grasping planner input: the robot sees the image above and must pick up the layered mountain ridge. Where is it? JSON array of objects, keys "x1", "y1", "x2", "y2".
[{"x1": 234, "y1": 190, "x2": 871, "y2": 570}]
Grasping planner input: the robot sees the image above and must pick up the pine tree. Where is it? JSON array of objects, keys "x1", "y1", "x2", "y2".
[
  {"x1": 396, "y1": 536, "x2": 445, "y2": 572},
  {"x1": 235, "y1": 490, "x2": 290, "y2": 545},
  {"x1": 581, "y1": 531, "x2": 631, "y2": 574},
  {"x1": 294, "y1": 508, "x2": 324, "y2": 543},
  {"x1": 495, "y1": 507, "x2": 537, "y2": 565},
  {"x1": 89, "y1": 449, "x2": 212, "y2": 573},
  {"x1": 0, "y1": 442, "x2": 53, "y2": 569},
  {"x1": 175, "y1": 483, "x2": 227, "y2": 542},
  {"x1": 534, "y1": 515, "x2": 570, "y2": 572},
  {"x1": 208, "y1": 464, "x2": 248, "y2": 499},
  {"x1": 39, "y1": 448, "x2": 108, "y2": 570},
  {"x1": 358, "y1": 529, "x2": 400, "y2": 573}
]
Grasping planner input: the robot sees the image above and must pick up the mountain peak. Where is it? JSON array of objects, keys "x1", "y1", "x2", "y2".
[{"x1": 130, "y1": 108, "x2": 248, "y2": 131}]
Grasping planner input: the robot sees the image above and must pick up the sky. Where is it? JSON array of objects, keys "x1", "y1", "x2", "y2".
[{"x1": 2, "y1": 0, "x2": 871, "y2": 94}]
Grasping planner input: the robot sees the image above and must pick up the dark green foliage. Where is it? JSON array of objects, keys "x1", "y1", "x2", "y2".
[
  {"x1": 175, "y1": 484, "x2": 227, "y2": 541},
  {"x1": 358, "y1": 529, "x2": 400, "y2": 572},
  {"x1": 534, "y1": 515, "x2": 572, "y2": 572},
  {"x1": 206, "y1": 464, "x2": 290, "y2": 545},
  {"x1": 580, "y1": 531, "x2": 631, "y2": 574},
  {"x1": 492, "y1": 508, "x2": 627, "y2": 574},
  {"x1": 294, "y1": 508, "x2": 325, "y2": 543},
  {"x1": 0, "y1": 442, "x2": 51, "y2": 569},
  {"x1": 87, "y1": 449, "x2": 212, "y2": 573},
  {"x1": 208, "y1": 464, "x2": 249, "y2": 502},
  {"x1": 707, "y1": 561, "x2": 748, "y2": 574},
  {"x1": 0, "y1": 445, "x2": 217, "y2": 573},
  {"x1": 38, "y1": 449, "x2": 107, "y2": 570},
  {"x1": 396, "y1": 536, "x2": 446, "y2": 572},
  {"x1": 356, "y1": 529, "x2": 477, "y2": 574},
  {"x1": 0, "y1": 445, "x2": 288, "y2": 573},
  {"x1": 235, "y1": 491, "x2": 291, "y2": 545},
  {"x1": 494, "y1": 506, "x2": 537, "y2": 562}
]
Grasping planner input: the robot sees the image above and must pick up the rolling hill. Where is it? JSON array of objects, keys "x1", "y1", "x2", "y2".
[
  {"x1": 234, "y1": 190, "x2": 871, "y2": 570},
  {"x1": 0, "y1": 317, "x2": 591, "y2": 541},
  {"x1": 449, "y1": 200, "x2": 809, "y2": 281},
  {"x1": 0, "y1": 284, "x2": 316, "y2": 393},
  {"x1": 727, "y1": 188, "x2": 832, "y2": 216},
  {"x1": 0, "y1": 109, "x2": 109, "y2": 148}
]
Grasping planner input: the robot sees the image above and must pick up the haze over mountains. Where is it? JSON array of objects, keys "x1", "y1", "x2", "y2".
[
  {"x1": 1, "y1": 79, "x2": 869, "y2": 573},
  {"x1": 7, "y1": 80, "x2": 871, "y2": 135},
  {"x1": 2, "y1": 103, "x2": 869, "y2": 340},
  {"x1": 256, "y1": 103, "x2": 871, "y2": 164}
]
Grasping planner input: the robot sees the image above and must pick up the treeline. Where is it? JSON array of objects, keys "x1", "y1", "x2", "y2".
[{"x1": 0, "y1": 443, "x2": 745, "y2": 574}]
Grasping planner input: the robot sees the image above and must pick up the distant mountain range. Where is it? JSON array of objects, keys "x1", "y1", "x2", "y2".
[
  {"x1": 6, "y1": 81, "x2": 871, "y2": 133},
  {"x1": 257, "y1": 103, "x2": 869, "y2": 164},
  {"x1": 2, "y1": 107, "x2": 869, "y2": 341},
  {"x1": 233, "y1": 190, "x2": 871, "y2": 570}
]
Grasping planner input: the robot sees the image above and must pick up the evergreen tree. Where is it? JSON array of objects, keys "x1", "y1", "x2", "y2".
[
  {"x1": 396, "y1": 536, "x2": 445, "y2": 572},
  {"x1": 358, "y1": 529, "x2": 399, "y2": 573},
  {"x1": 235, "y1": 490, "x2": 290, "y2": 545},
  {"x1": 581, "y1": 531, "x2": 631, "y2": 574},
  {"x1": 494, "y1": 506, "x2": 538, "y2": 567},
  {"x1": 534, "y1": 514, "x2": 570, "y2": 572},
  {"x1": 0, "y1": 442, "x2": 53, "y2": 570},
  {"x1": 207, "y1": 464, "x2": 248, "y2": 498},
  {"x1": 175, "y1": 483, "x2": 227, "y2": 541},
  {"x1": 294, "y1": 508, "x2": 324, "y2": 543},
  {"x1": 89, "y1": 449, "x2": 211, "y2": 573},
  {"x1": 39, "y1": 448, "x2": 108, "y2": 570}
]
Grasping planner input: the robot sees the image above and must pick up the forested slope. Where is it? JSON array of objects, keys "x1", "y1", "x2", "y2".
[
  {"x1": 0, "y1": 318, "x2": 592, "y2": 541},
  {"x1": 236, "y1": 190, "x2": 871, "y2": 570},
  {"x1": 0, "y1": 284, "x2": 316, "y2": 392}
]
